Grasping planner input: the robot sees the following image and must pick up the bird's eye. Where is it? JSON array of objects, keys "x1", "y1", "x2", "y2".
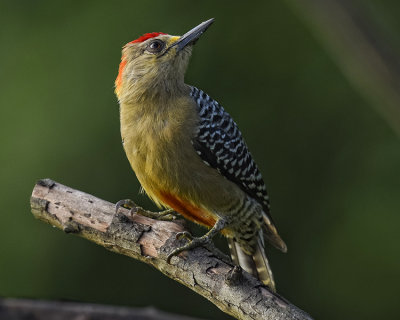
[{"x1": 147, "y1": 40, "x2": 165, "y2": 53}]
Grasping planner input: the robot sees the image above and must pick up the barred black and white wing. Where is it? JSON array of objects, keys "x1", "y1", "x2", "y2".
[{"x1": 190, "y1": 86, "x2": 272, "y2": 215}]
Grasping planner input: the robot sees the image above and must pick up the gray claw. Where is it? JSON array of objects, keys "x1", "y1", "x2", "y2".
[
  {"x1": 176, "y1": 231, "x2": 193, "y2": 241},
  {"x1": 167, "y1": 234, "x2": 212, "y2": 264},
  {"x1": 115, "y1": 199, "x2": 136, "y2": 214}
]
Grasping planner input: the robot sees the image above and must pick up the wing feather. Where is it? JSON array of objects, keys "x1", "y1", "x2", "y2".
[{"x1": 190, "y1": 86, "x2": 272, "y2": 216}]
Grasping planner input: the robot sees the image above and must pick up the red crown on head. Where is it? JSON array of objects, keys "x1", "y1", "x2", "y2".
[{"x1": 130, "y1": 32, "x2": 167, "y2": 44}]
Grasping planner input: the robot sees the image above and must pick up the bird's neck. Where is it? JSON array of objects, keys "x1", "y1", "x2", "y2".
[{"x1": 117, "y1": 71, "x2": 188, "y2": 105}]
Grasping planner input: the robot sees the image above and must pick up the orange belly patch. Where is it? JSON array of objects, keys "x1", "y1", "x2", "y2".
[{"x1": 158, "y1": 191, "x2": 216, "y2": 228}]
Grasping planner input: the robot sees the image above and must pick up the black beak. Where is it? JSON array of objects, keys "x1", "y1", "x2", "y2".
[{"x1": 174, "y1": 18, "x2": 214, "y2": 51}]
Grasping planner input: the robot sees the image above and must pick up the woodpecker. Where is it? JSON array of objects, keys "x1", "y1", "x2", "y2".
[{"x1": 115, "y1": 18, "x2": 286, "y2": 291}]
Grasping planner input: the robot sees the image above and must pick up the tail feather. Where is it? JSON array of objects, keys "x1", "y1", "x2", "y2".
[
  {"x1": 228, "y1": 233, "x2": 276, "y2": 292},
  {"x1": 262, "y1": 213, "x2": 287, "y2": 253},
  {"x1": 253, "y1": 236, "x2": 275, "y2": 290}
]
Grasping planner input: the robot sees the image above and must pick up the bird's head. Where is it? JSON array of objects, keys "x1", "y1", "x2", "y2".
[{"x1": 115, "y1": 18, "x2": 214, "y2": 102}]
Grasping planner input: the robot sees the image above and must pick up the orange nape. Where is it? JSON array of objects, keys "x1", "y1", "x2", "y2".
[
  {"x1": 158, "y1": 191, "x2": 216, "y2": 228},
  {"x1": 115, "y1": 57, "x2": 126, "y2": 94}
]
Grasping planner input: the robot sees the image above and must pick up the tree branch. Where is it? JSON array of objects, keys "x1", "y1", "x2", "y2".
[{"x1": 30, "y1": 179, "x2": 313, "y2": 320}]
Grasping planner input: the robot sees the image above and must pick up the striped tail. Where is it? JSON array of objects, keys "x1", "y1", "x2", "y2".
[{"x1": 228, "y1": 231, "x2": 276, "y2": 292}]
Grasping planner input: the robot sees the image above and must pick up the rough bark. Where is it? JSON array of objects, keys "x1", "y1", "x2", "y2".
[{"x1": 30, "y1": 179, "x2": 313, "y2": 320}]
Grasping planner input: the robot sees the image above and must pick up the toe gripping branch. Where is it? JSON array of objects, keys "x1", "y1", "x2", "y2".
[
  {"x1": 166, "y1": 217, "x2": 228, "y2": 263},
  {"x1": 115, "y1": 199, "x2": 178, "y2": 221}
]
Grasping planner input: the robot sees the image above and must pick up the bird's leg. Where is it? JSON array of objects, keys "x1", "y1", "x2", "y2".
[
  {"x1": 167, "y1": 217, "x2": 229, "y2": 263},
  {"x1": 115, "y1": 199, "x2": 178, "y2": 221}
]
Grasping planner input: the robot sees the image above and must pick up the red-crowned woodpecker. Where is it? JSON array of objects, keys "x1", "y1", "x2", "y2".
[{"x1": 115, "y1": 19, "x2": 286, "y2": 291}]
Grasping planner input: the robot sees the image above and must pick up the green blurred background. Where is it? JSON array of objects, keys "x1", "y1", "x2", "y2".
[{"x1": 1, "y1": 1, "x2": 399, "y2": 319}]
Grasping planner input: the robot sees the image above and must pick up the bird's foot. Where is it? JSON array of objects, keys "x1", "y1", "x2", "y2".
[
  {"x1": 167, "y1": 217, "x2": 229, "y2": 263},
  {"x1": 167, "y1": 231, "x2": 213, "y2": 263},
  {"x1": 115, "y1": 199, "x2": 178, "y2": 221}
]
